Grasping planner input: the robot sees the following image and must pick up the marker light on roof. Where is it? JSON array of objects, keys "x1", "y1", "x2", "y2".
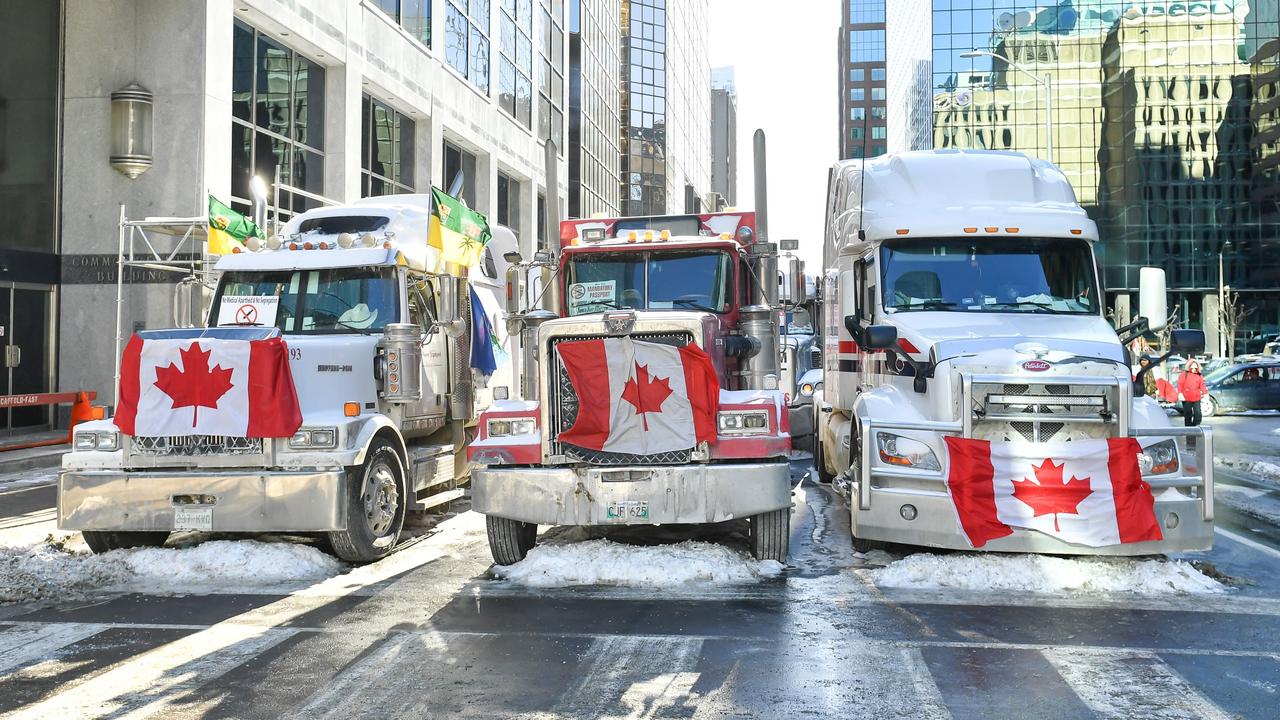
[
  {"x1": 659, "y1": 229, "x2": 671, "y2": 240},
  {"x1": 266, "y1": 235, "x2": 283, "y2": 250},
  {"x1": 644, "y1": 230, "x2": 654, "y2": 240},
  {"x1": 318, "y1": 241, "x2": 331, "y2": 250},
  {"x1": 627, "y1": 231, "x2": 638, "y2": 242},
  {"x1": 303, "y1": 241, "x2": 314, "y2": 250},
  {"x1": 337, "y1": 232, "x2": 355, "y2": 248},
  {"x1": 361, "y1": 233, "x2": 377, "y2": 247},
  {"x1": 246, "y1": 235, "x2": 263, "y2": 251},
  {"x1": 984, "y1": 226, "x2": 998, "y2": 233},
  {"x1": 719, "y1": 232, "x2": 731, "y2": 240}
]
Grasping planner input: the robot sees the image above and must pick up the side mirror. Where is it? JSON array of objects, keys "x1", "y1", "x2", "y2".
[
  {"x1": 864, "y1": 324, "x2": 899, "y2": 350},
  {"x1": 1138, "y1": 267, "x2": 1168, "y2": 332},
  {"x1": 431, "y1": 275, "x2": 466, "y2": 337},
  {"x1": 784, "y1": 256, "x2": 804, "y2": 308},
  {"x1": 1171, "y1": 329, "x2": 1205, "y2": 353}
]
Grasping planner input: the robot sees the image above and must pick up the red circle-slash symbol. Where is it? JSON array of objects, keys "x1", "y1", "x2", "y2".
[{"x1": 236, "y1": 305, "x2": 258, "y2": 325}]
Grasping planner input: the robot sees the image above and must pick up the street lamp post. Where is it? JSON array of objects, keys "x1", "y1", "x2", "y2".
[
  {"x1": 1218, "y1": 240, "x2": 1232, "y2": 358},
  {"x1": 961, "y1": 49, "x2": 1054, "y2": 164}
]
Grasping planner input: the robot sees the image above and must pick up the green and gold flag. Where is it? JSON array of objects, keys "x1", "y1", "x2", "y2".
[
  {"x1": 429, "y1": 187, "x2": 491, "y2": 271},
  {"x1": 208, "y1": 195, "x2": 264, "y2": 255}
]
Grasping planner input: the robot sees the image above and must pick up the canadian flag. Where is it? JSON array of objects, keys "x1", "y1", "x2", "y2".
[
  {"x1": 944, "y1": 437, "x2": 1162, "y2": 548},
  {"x1": 556, "y1": 337, "x2": 719, "y2": 455},
  {"x1": 114, "y1": 335, "x2": 303, "y2": 438}
]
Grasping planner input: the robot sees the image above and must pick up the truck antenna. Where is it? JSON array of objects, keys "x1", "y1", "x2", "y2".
[{"x1": 856, "y1": 100, "x2": 872, "y2": 242}]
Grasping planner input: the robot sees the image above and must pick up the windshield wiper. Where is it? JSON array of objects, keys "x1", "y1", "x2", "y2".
[
  {"x1": 672, "y1": 298, "x2": 718, "y2": 312},
  {"x1": 988, "y1": 300, "x2": 1056, "y2": 312},
  {"x1": 897, "y1": 300, "x2": 957, "y2": 310}
]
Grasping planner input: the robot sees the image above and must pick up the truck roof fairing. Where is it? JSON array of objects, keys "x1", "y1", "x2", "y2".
[
  {"x1": 560, "y1": 211, "x2": 758, "y2": 250},
  {"x1": 214, "y1": 247, "x2": 402, "y2": 272},
  {"x1": 828, "y1": 150, "x2": 1098, "y2": 252}
]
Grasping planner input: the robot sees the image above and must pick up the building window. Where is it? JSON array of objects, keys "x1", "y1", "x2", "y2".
[
  {"x1": 872, "y1": 87, "x2": 886, "y2": 101},
  {"x1": 851, "y1": 88, "x2": 864, "y2": 102},
  {"x1": 539, "y1": 0, "x2": 565, "y2": 149},
  {"x1": 850, "y1": 68, "x2": 865, "y2": 82},
  {"x1": 849, "y1": 29, "x2": 885, "y2": 63},
  {"x1": 442, "y1": 140, "x2": 478, "y2": 208},
  {"x1": 370, "y1": 0, "x2": 431, "y2": 48},
  {"x1": 497, "y1": 172, "x2": 520, "y2": 229},
  {"x1": 361, "y1": 95, "x2": 414, "y2": 197},
  {"x1": 231, "y1": 21, "x2": 325, "y2": 216},
  {"x1": 871, "y1": 106, "x2": 887, "y2": 119},
  {"x1": 849, "y1": 1, "x2": 884, "y2": 25},
  {"x1": 872, "y1": 126, "x2": 886, "y2": 140},
  {"x1": 446, "y1": 0, "x2": 490, "y2": 92},
  {"x1": 620, "y1": 0, "x2": 666, "y2": 216},
  {"x1": 871, "y1": 67, "x2": 886, "y2": 81},
  {"x1": 851, "y1": 107, "x2": 865, "y2": 121},
  {"x1": 499, "y1": 0, "x2": 534, "y2": 127},
  {"x1": 851, "y1": 127, "x2": 865, "y2": 140}
]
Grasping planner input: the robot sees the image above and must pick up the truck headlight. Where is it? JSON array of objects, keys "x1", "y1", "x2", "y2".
[
  {"x1": 876, "y1": 432, "x2": 940, "y2": 471},
  {"x1": 718, "y1": 410, "x2": 770, "y2": 435},
  {"x1": 487, "y1": 418, "x2": 536, "y2": 437},
  {"x1": 289, "y1": 427, "x2": 338, "y2": 449},
  {"x1": 73, "y1": 430, "x2": 119, "y2": 451},
  {"x1": 1138, "y1": 439, "x2": 1179, "y2": 475}
]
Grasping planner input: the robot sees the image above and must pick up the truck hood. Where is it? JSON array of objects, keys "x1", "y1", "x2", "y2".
[{"x1": 890, "y1": 312, "x2": 1125, "y2": 364}]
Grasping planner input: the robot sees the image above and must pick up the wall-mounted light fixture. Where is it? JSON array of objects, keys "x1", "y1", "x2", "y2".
[{"x1": 110, "y1": 82, "x2": 153, "y2": 178}]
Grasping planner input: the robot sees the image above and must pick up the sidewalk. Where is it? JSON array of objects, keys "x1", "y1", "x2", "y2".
[{"x1": 0, "y1": 429, "x2": 68, "y2": 474}]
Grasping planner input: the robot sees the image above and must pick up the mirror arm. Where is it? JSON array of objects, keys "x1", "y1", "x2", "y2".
[
  {"x1": 1117, "y1": 316, "x2": 1150, "y2": 345},
  {"x1": 1133, "y1": 348, "x2": 1176, "y2": 397}
]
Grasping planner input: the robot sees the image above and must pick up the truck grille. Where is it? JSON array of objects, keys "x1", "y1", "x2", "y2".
[
  {"x1": 549, "y1": 331, "x2": 695, "y2": 465},
  {"x1": 972, "y1": 380, "x2": 1115, "y2": 443},
  {"x1": 131, "y1": 435, "x2": 263, "y2": 456}
]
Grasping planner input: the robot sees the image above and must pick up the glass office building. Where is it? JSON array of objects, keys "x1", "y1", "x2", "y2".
[
  {"x1": 902, "y1": 1, "x2": 1280, "y2": 349},
  {"x1": 839, "y1": 0, "x2": 889, "y2": 159}
]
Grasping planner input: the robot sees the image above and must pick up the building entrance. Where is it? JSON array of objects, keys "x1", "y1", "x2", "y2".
[{"x1": 0, "y1": 284, "x2": 56, "y2": 430}]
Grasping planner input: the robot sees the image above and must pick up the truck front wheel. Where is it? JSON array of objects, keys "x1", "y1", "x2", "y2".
[
  {"x1": 81, "y1": 531, "x2": 169, "y2": 554},
  {"x1": 486, "y1": 516, "x2": 537, "y2": 565},
  {"x1": 327, "y1": 439, "x2": 407, "y2": 563},
  {"x1": 750, "y1": 508, "x2": 790, "y2": 562}
]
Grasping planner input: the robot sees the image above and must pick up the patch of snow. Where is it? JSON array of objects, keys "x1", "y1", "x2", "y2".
[
  {"x1": 492, "y1": 539, "x2": 784, "y2": 588},
  {"x1": 0, "y1": 536, "x2": 344, "y2": 605},
  {"x1": 1215, "y1": 455, "x2": 1280, "y2": 482},
  {"x1": 871, "y1": 553, "x2": 1224, "y2": 595},
  {"x1": 0, "y1": 468, "x2": 58, "y2": 491}
]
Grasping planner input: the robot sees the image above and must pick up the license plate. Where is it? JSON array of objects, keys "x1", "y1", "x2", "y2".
[
  {"x1": 605, "y1": 500, "x2": 649, "y2": 522},
  {"x1": 173, "y1": 507, "x2": 213, "y2": 531}
]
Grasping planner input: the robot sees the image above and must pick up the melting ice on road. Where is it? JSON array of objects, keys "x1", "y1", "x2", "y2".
[
  {"x1": 872, "y1": 553, "x2": 1225, "y2": 595},
  {"x1": 0, "y1": 537, "x2": 345, "y2": 604},
  {"x1": 493, "y1": 539, "x2": 785, "y2": 588}
]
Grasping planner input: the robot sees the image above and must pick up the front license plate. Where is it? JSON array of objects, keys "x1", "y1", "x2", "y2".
[
  {"x1": 605, "y1": 500, "x2": 649, "y2": 523},
  {"x1": 173, "y1": 507, "x2": 213, "y2": 531}
]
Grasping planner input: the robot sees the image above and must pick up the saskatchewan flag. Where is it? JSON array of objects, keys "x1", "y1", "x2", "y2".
[
  {"x1": 208, "y1": 195, "x2": 264, "y2": 256},
  {"x1": 429, "y1": 187, "x2": 491, "y2": 270}
]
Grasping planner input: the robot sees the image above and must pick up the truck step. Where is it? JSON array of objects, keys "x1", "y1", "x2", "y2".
[
  {"x1": 410, "y1": 444, "x2": 457, "y2": 493},
  {"x1": 410, "y1": 488, "x2": 465, "y2": 512}
]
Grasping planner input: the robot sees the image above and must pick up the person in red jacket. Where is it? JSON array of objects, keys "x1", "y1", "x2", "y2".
[{"x1": 1178, "y1": 361, "x2": 1207, "y2": 426}]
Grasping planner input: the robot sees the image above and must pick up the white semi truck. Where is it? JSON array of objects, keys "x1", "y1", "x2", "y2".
[
  {"x1": 815, "y1": 150, "x2": 1213, "y2": 554},
  {"x1": 59, "y1": 194, "x2": 515, "y2": 562}
]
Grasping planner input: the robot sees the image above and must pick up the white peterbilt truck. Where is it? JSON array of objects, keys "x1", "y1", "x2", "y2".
[
  {"x1": 469, "y1": 132, "x2": 798, "y2": 565},
  {"x1": 814, "y1": 150, "x2": 1213, "y2": 555},
  {"x1": 59, "y1": 194, "x2": 515, "y2": 562}
]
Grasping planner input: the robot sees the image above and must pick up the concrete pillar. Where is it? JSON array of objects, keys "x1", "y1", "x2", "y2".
[
  {"x1": 1202, "y1": 292, "x2": 1222, "y2": 358},
  {"x1": 203, "y1": 1, "x2": 234, "y2": 201},
  {"x1": 326, "y1": 51, "x2": 363, "y2": 202},
  {"x1": 428, "y1": 116, "x2": 445, "y2": 190},
  {"x1": 476, "y1": 152, "x2": 496, "y2": 220},
  {"x1": 414, "y1": 110, "x2": 433, "y2": 193}
]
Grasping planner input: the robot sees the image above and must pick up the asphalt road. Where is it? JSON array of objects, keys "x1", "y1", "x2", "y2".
[{"x1": 1, "y1": 424, "x2": 1280, "y2": 719}]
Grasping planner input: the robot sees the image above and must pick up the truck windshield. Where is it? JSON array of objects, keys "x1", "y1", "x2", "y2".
[
  {"x1": 564, "y1": 250, "x2": 733, "y2": 315},
  {"x1": 881, "y1": 238, "x2": 1098, "y2": 315},
  {"x1": 212, "y1": 268, "x2": 399, "y2": 333}
]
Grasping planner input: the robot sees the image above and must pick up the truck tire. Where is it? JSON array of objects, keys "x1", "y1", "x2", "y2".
[
  {"x1": 327, "y1": 439, "x2": 407, "y2": 563},
  {"x1": 750, "y1": 508, "x2": 790, "y2": 562},
  {"x1": 81, "y1": 531, "x2": 169, "y2": 554},
  {"x1": 486, "y1": 516, "x2": 537, "y2": 565}
]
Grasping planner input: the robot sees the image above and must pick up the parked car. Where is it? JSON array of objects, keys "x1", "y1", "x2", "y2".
[{"x1": 1200, "y1": 360, "x2": 1280, "y2": 416}]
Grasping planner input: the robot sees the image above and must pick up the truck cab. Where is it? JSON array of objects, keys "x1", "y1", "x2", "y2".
[
  {"x1": 469, "y1": 210, "x2": 796, "y2": 564},
  {"x1": 816, "y1": 151, "x2": 1212, "y2": 555},
  {"x1": 60, "y1": 194, "x2": 514, "y2": 562}
]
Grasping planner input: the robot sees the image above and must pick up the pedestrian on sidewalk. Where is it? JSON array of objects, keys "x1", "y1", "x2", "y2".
[
  {"x1": 1178, "y1": 361, "x2": 1207, "y2": 427},
  {"x1": 1137, "y1": 357, "x2": 1158, "y2": 398}
]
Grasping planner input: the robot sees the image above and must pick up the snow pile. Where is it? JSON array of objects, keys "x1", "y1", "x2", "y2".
[
  {"x1": 0, "y1": 468, "x2": 58, "y2": 491},
  {"x1": 872, "y1": 553, "x2": 1225, "y2": 595},
  {"x1": 1215, "y1": 455, "x2": 1280, "y2": 482},
  {"x1": 0, "y1": 537, "x2": 344, "y2": 604},
  {"x1": 493, "y1": 539, "x2": 784, "y2": 588}
]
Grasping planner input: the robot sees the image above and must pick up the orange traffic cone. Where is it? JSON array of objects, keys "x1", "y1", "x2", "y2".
[{"x1": 68, "y1": 391, "x2": 95, "y2": 443}]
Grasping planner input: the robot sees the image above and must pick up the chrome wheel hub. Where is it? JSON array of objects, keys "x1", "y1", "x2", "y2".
[{"x1": 362, "y1": 463, "x2": 399, "y2": 537}]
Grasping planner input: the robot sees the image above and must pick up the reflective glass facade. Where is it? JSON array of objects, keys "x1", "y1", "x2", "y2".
[
  {"x1": 361, "y1": 95, "x2": 415, "y2": 196},
  {"x1": 446, "y1": 0, "x2": 491, "y2": 93},
  {"x1": 620, "y1": 0, "x2": 669, "y2": 215},
  {"x1": 369, "y1": 0, "x2": 432, "y2": 48},
  {"x1": 840, "y1": 0, "x2": 888, "y2": 159},
  {"x1": 923, "y1": 1, "x2": 1280, "y2": 346},
  {"x1": 498, "y1": 0, "x2": 534, "y2": 128},
  {"x1": 568, "y1": 0, "x2": 621, "y2": 217}
]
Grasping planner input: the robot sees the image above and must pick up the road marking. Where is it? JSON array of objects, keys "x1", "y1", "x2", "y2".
[
  {"x1": 902, "y1": 646, "x2": 952, "y2": 720},
  {"x1": 1044, "y1": 648, "x2": 1233, "y2": 720},
  {"x1": 0, "y1": 623, "x2": 109, "y2": 675},
  {"x1": 3, "y1": 624, "x2": 298, "y2": 720},
  {"x1": 1215, "y1": 526, "x2": 1280, "y2": 560},
  {"x1": 900, "y1": 639, "x2": 1280, "y2": 660},
  {"x1": 547, "y1": 635, "x2": 703, "y2": 719}
]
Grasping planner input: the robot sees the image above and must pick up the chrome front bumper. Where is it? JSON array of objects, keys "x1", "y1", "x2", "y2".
[
  {"x1": 472, "y1": 462, "x2": 792, "y2": 526},
  {"x1": 58, "y1": 470, "x2": 347, "y2": 533}
]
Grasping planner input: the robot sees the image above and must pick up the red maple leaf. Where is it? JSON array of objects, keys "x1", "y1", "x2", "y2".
[
  {"x1": 153, "y1": 342, "x2": 235, "y2": 427},
  {"x1": 620, "y1": 362, "x2": 673, "y2": 431},
  {"x1": 1011, "y1": 458, "x2": 1092, "y2": 532}
]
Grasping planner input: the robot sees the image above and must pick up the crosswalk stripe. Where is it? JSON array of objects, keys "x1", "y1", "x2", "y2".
[
  {"x1": 547, "y1": 635, "x2": 703, "y2": 720},
  {"x1": 2, "y1": 624, "x2": 298, "y2": 720},
  {"x1": 282, "y1": 631, "x2": 451, "y2": 720},
  {"x1": 0, "y1": 624, "x2": 109, "y2": 676},
  {"x1": 1044, "y1": 648, "x2": 1234, "y2": 720}
]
